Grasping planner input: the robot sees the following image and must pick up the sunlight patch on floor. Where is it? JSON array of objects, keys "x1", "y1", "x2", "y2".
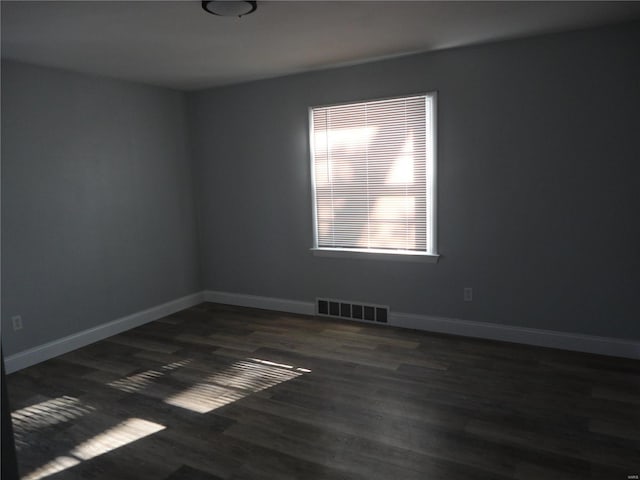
[
  {"x1": 71, "y1": 418, "x2": 165, "y2": 460},
  {"x1": 249, "y1": 358, "x2": 312, "y2": 373},
  {"x1": 11, "y1": 396, "x2": 95, "y2": 450},
  {"x1": 22, "y1": 456, "x2": 80, "y2": 480},
  {"x1": 107, "y1": 359, "x2": 192, "y2": 393},
  {"x1": 164, "y1": 358, "x2": 309, "y2": 413},
  {"x1": 22, "y1": 418, "x2": 165, "y2": 480}
]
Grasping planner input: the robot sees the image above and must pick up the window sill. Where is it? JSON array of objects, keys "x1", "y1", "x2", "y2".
[{"x1": 310, "y1": 248, "x2": 439, "y2": 263}]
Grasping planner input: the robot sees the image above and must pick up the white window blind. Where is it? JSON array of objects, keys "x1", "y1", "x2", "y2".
[{"x1": 310, "y1": 94, "x2": 436, "y2": 257}]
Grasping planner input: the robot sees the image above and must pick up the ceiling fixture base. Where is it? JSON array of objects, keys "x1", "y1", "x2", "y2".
[{"x1": 202, "y1": 1, "x2": 257, "y2": 18}]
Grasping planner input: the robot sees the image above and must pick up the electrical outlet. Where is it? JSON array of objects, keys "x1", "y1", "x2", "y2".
[
  {"x1": 12, "y1": 315, "x2": 23, "y2": 331},
  {"x1": 464, "y1": 288, "x2": 473, "y2": 302}
]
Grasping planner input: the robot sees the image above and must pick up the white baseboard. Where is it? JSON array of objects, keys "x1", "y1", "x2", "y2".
[
  {"x1": 203, "y1": 290, "x2": 315, "y2": 316},
  {"x1": 6, "y1": 290, "x2": 638, "y2": 373},
  {"x1": 391, "y1": 312, "x2": 640, "y2": 360},
  {"x1": 4, "y1": 292, "x2": 204, "y2": 373},
  {"x1": 203, "y1": 290, "x2": 640, "y2": 360}
]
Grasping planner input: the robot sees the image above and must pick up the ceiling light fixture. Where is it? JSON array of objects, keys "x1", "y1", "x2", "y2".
[{"x1": 201, "y1": 1, "x2": 257, "y2": 18}]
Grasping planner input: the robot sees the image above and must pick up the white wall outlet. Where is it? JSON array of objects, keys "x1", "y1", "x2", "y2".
[
  {"x1": 464, "y1": 287, "x2": 473, "y2": 302},
  {"x1": 12, "y1": 315, "x2": 23, "y2": 331}
]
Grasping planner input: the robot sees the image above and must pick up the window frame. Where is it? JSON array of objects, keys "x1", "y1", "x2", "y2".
[{"x1": 308, "y1": 92, "x2": 439, "y2": 263}]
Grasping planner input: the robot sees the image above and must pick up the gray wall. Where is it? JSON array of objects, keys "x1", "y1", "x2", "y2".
[
  {"x1": 189, "y1": 22, "x2": 640, "y2": 340},
  {"x1": 1, "y1": 61, "x2": 201, "y2": 356},
  {"x1": 2, "y1": 21, "x2": 638, "y2": 357}
]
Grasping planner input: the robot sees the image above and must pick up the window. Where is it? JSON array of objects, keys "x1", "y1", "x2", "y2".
[{"x1": 309, "y1": 93, "x2": 438, "y2": 262}]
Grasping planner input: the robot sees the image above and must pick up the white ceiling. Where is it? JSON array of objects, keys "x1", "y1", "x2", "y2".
[{"x1": 2, "y1": 1, "x2": 640, "y2": 91}]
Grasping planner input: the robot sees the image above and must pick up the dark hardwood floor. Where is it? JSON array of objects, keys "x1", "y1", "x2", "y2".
[{"x1": 7, "y1": 303, "x2": 640, "y2": 479}]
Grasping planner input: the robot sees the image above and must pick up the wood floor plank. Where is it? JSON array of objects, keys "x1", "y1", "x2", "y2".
[{"x1": 165, "y1": 465, "x2": 225, "y2": 480}]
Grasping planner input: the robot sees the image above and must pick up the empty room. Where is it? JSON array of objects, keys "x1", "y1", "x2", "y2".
[{"x1": 1, "y1": 1, "x2": 639, "y2": 479}]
